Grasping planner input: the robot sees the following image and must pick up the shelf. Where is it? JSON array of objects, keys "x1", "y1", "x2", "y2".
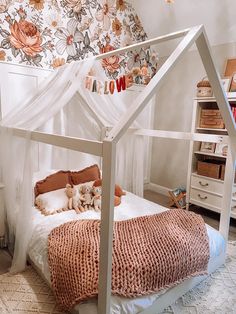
[
  {"x1": 194, "y1": 151, "x2": 227, "y2": 159},
  {"x1": 194, "y1": 96, "x2": 236, "y2": 102},
  {"x1": 196, "y1": 127, "x2": 227, "y2": 132}
]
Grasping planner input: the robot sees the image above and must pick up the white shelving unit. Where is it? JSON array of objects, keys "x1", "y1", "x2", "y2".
[{"x1": 186, "y1": 96, "x2": 236, "y2": 218}]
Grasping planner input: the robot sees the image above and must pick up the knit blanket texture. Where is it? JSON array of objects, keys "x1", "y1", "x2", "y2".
[{"x1": 47, "y1": 209, "x2": 210, "y2": 310}]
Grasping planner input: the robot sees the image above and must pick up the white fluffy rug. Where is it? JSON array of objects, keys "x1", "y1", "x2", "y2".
[{"x1": 0, "y1": 242, "x2": 235, "y2": 314}]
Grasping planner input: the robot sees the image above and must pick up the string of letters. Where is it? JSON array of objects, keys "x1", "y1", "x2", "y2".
[{"x1": 84, "y1": 74, "x2": 134, "y2": 95}]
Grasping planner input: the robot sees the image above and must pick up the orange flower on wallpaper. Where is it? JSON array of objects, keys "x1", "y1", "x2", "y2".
[
  {"x1": 9, "y1": 20, "x2": 43, "y2": 57},
  {"x1": 102, "y1": 55, "x2": 120, "y2": 73},
  {"x1": 116, "y1": 0, "x2": 126, "y2": 11},
  {"x1": 112, "y1": 17, "x2": 122, "y2": 36},
  {"x1": 0, "y1": 50, "x2": 6, "y2": 61},
  {"x1": 51, "y1": 57, "x2": 65, "y2": 68},
  {"x1": 29, "y1": 0, "x2": 45, "y2": 10}
]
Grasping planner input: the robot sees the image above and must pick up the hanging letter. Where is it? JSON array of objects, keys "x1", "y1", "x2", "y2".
[
  {"x1": 97, "y1": 80, "x2": 102, "y2": 95},
  {"x1": 92, "y1": 79, "x2": 97, "y2": 93},
  {"x1": 116, "y1": 75, "x2": 126, "y2": 92},
  {"x1": 104, "y1": 81, "x2": 109, "y2": 94},
  {"x1": 109, "y1": 80, "x2": 115, "y2": 94},
  {"x1": 85, "y1": 76, "x2": 93, "y2": 90},
  {"x1": 125, "y1": 74, "x2": 134, "y2": 89}
]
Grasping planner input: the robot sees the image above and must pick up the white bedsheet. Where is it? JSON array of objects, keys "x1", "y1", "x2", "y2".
[{"x1": 28, "y1": 192, "x2": 225, "y2": 314}]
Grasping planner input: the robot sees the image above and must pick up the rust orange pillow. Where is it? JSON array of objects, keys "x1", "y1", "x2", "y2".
[
  {"x1": 34, "y1": 171, "x2": 71, "y2": 197},
  {"x1": 70, "y1": 164, "x2": 101, "y2": 186}
]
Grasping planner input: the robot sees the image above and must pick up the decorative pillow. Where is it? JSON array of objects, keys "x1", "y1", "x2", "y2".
[
  {"x1": 70, "y1": 164, "x2": 101, "y2": 186},
  {"x1": 34, "y1": 170, "x2": 71, "y2": 197},
  {"x1": 35, "y1": 188, "x2": 68, "y2": 215}
]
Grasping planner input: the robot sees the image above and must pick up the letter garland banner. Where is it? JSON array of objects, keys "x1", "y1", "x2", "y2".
[{"x1": 84, "y1": 72, "x2": 151, "y2": 95}]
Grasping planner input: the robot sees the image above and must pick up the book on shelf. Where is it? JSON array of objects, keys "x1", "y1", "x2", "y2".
[{"x1": 231, "y1": 106, "x2": 236, "y2": 122}]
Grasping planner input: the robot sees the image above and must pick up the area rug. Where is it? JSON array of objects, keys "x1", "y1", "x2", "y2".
[
  {"x1": 163, "y1": 241, "x2": 236, "y2": 314},
  {"x1": 0, "y1": 242, "x2": 235, "y2": 314},
  {"x1": 0, "y1": 267, "x2": 66, "y2": 314}
]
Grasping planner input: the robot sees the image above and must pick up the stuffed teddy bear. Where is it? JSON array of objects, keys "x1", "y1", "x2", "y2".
[
  {"x1": 65, "y1": 184, "x2": 84, "y2": 214},
  {"x1": 80, "y1": 184, "x2": 93, "y2": 211},
  {"x1": 91, "y1": 185, "x2": 102, "y2": 212},
  {"x1": 93, "y1": 179, "x2": 126, "y2": 207}
]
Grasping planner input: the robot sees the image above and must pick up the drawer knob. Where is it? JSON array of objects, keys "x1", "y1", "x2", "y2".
[
  {"x1": 199, "y1": 181, "x2": 209, "y2": 187},
  {"x1": 198, "y1": 194, "x2": 208, "y2": 200}
]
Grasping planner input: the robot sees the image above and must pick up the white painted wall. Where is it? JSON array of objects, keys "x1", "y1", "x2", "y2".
[{"x1": 150, "y1": 42, "x2": 236, "y2": 190}]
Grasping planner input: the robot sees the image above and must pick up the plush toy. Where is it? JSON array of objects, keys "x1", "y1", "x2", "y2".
[
  {"x1": 93, "y1": 179, "x2": 126, "y2": 207},
  {"x1": 91, "y1": 185, "x2": 102, "y2": 212},
  {"x1": 80, "y1": 184, "x2": 93, "y2": 211},
  {"x1": 65, "y1": 184, "x2": 84, "y2": 214}
]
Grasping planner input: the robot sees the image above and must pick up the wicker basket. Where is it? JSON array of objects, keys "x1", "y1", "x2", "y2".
[{"x1": 197, "y1": 77, "x2": 213, "y2": 97}]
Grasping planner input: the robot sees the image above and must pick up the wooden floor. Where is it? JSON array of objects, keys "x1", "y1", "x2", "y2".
[
  {"x1": 144, "y1": 189, "x2": 236, "y2": 241},
  {"x1": 1, "y1": 190, "x2": 236, "y2": 274}
]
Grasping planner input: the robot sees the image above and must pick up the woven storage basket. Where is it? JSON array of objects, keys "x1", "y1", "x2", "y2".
[{"x1": 197, "y1": 77, "x2": 213, "y2": 97}]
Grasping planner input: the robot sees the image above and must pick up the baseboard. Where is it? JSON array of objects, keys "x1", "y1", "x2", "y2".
[{"x1": 144, "y1": 182, "x2": 170, "y2": 196}]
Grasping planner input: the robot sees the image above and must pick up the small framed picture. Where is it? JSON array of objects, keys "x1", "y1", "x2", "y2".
[
  {"x1": 215, "y1": 143, "x2": 228, "y2": 156},
  {"x1": 200, "y1": 142, "x2": 216, "y2": 153},
  {"x1": 224, "y1": 58, "x2": 236, "y2": 77},
  {"x1": 222, "y1": 78, "x2": 231, "y2": 92}
]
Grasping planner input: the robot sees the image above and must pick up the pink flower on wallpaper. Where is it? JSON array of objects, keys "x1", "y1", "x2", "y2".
[
  {"x1": 9, "y1": 20, "x2": 43, "y2": 57},
  {"x1": 55, "y1": 19, "x2": 84, "y2": 56},
  {"x1": 95, "y1": 0, "x2": 116, "y2": 31}
]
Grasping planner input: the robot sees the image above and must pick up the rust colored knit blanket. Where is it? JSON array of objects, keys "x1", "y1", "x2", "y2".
[{"x1": 48, "y1": 209, "x2": 210, "y2": 310}]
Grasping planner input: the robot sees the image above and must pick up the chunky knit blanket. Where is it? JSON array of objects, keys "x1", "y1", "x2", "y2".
[{"x1": 48, "y1": 209, "x2": 210, "y2": 310}]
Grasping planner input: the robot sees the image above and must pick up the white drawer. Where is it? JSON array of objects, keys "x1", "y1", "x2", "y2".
[
  {"x1": 232, "y1": 199, "x2": 236, "y2": 213},
  {"x1": 190, "y1": 188, "x2": 222, "y2": 211},
  {"x1": 191, "y1": 174, "x2": 223, "y2": 196}
]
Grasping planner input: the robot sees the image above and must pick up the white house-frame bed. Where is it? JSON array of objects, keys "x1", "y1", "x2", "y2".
[{"x1": 2, "y1": 24, "x2": 236, "y2": 314}]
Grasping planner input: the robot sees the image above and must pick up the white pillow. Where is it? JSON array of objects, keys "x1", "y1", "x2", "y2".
[
  {"x1": 35, "y1": 180, "x2": 95, "y2": 215},
  {"x1": 35, "y1": 188, "x2": 68, "y2": 215}
]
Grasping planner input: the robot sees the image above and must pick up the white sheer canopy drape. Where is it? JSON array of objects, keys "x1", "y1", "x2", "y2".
[{"x1": 0, "y1": 58, "x2": 154, "y2": 273}]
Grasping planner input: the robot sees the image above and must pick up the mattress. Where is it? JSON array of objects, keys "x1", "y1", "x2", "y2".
[{"x1": 28, "y1": 191, "x2": 226, "y2": 314}]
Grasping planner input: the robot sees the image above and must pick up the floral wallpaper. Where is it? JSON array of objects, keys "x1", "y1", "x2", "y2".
[{"x1": 0, "y1": 0, "x2": 158, "y2": 82}]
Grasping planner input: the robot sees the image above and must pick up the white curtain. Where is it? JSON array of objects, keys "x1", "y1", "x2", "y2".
[{"x1": 0, "y1": 58, "x2": 153, "y2": 273}]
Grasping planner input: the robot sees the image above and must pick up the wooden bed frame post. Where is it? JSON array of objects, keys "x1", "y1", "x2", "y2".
[
  {"x1": 98, "y1": 139, "x2": 116, "y2": 314},
  {"x1": 219, "y1": 143, "x2": 235, "y2": 239}
]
